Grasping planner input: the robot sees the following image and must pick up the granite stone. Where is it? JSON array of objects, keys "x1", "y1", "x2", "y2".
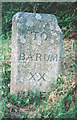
[{"x1": 11, "y1": 12, "x2": 63, "y2": 94}]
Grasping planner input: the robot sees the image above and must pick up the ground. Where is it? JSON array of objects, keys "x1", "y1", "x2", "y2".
[{"x1": 1, "y1": 36, "x2": 77, "y2": 118}]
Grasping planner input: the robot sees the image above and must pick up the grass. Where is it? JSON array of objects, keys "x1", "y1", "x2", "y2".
[{"x1": 1, "y1": 35, "x2": 77, "y2": 118}]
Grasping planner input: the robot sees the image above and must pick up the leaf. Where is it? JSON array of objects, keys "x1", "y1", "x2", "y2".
[
  {"x1": 23, "y1": 98, "x2": 29, "y2": 104},
  {"x1": 67, "y1": 95, "x2": 72, "y2": 103},
  {"x1": 62, "y1": 27, "x2": 67, "y2": 31},
  {"x1": 10, "y1": 94, "x2": 17, "y2": 101},
  {"x1": 20, "y1": 112, "x2": 26, "y2": 118},
  {"x1": 1, "y1": 55, "x2": 4, "y2": 62},
  {"x1": 59, "y1": 84, "x2": 64, "y2": 90},
  {"x1": 2, "y1": 66, "x2": 5, "y2": 74},
  {"x1": 43, "y1": 103, "x2": 47, "y2": 109},
  {"x1": 30, "y1": 90, "x2": 34, "y2": 96},
  {"x1": 72, "y1": 41, "x2": 75, "y2": 52},
  {"x1": 65, "y1": 17, "x2": 70, "y2": 21},
  {"x1": 39, "y1": 107, "x2": 42, "y2": 114}
]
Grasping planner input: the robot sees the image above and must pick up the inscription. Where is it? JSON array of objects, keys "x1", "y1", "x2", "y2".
[
  {"x1": 29, "y1": 73, "x2": 46, "y2": 81},
  {"x1": 38, "y1": 73, "x2": 45, "y2": 81},
  {"x1": 36, "y1": 53, "x2": 42, "y2": 61},
  {"x1": 29, "y1": 72, "x2": 36, "y2": 81},
  {"x1": 41, "y1": 32, "x2": 48, "y2": 40},
  {"x1": 23, "y1": 31, "x2": 48, "y2": 41},
  {"x1": 34, "y1": 32, "x2": 39, "y2": 40},
  {"x1": 33, "y1": 32, "x2": 48, "y2": 40},
  {"x1": 19, "y1": 53, "x2": 58, "y2": 62}
]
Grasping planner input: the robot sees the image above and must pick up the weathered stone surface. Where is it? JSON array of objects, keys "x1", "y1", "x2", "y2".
[{"x1": 11, "y1": 12, "x2": 63, "y2": 94}]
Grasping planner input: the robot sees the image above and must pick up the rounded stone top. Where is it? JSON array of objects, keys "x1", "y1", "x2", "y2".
[
  {"x1": 12, "y1": 12, "x2": 24, "y2": 21},
  {"x1": 12, "y1": 12, "x2": 62, "y2": 33},
  {"x1": 12, "y1": 12, "x2": 57, "y2": 23}
]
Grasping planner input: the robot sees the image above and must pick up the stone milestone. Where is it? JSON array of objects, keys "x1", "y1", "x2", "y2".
[{"x1": 11, "y1": 12, "x2": 63, "y2": 94}]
